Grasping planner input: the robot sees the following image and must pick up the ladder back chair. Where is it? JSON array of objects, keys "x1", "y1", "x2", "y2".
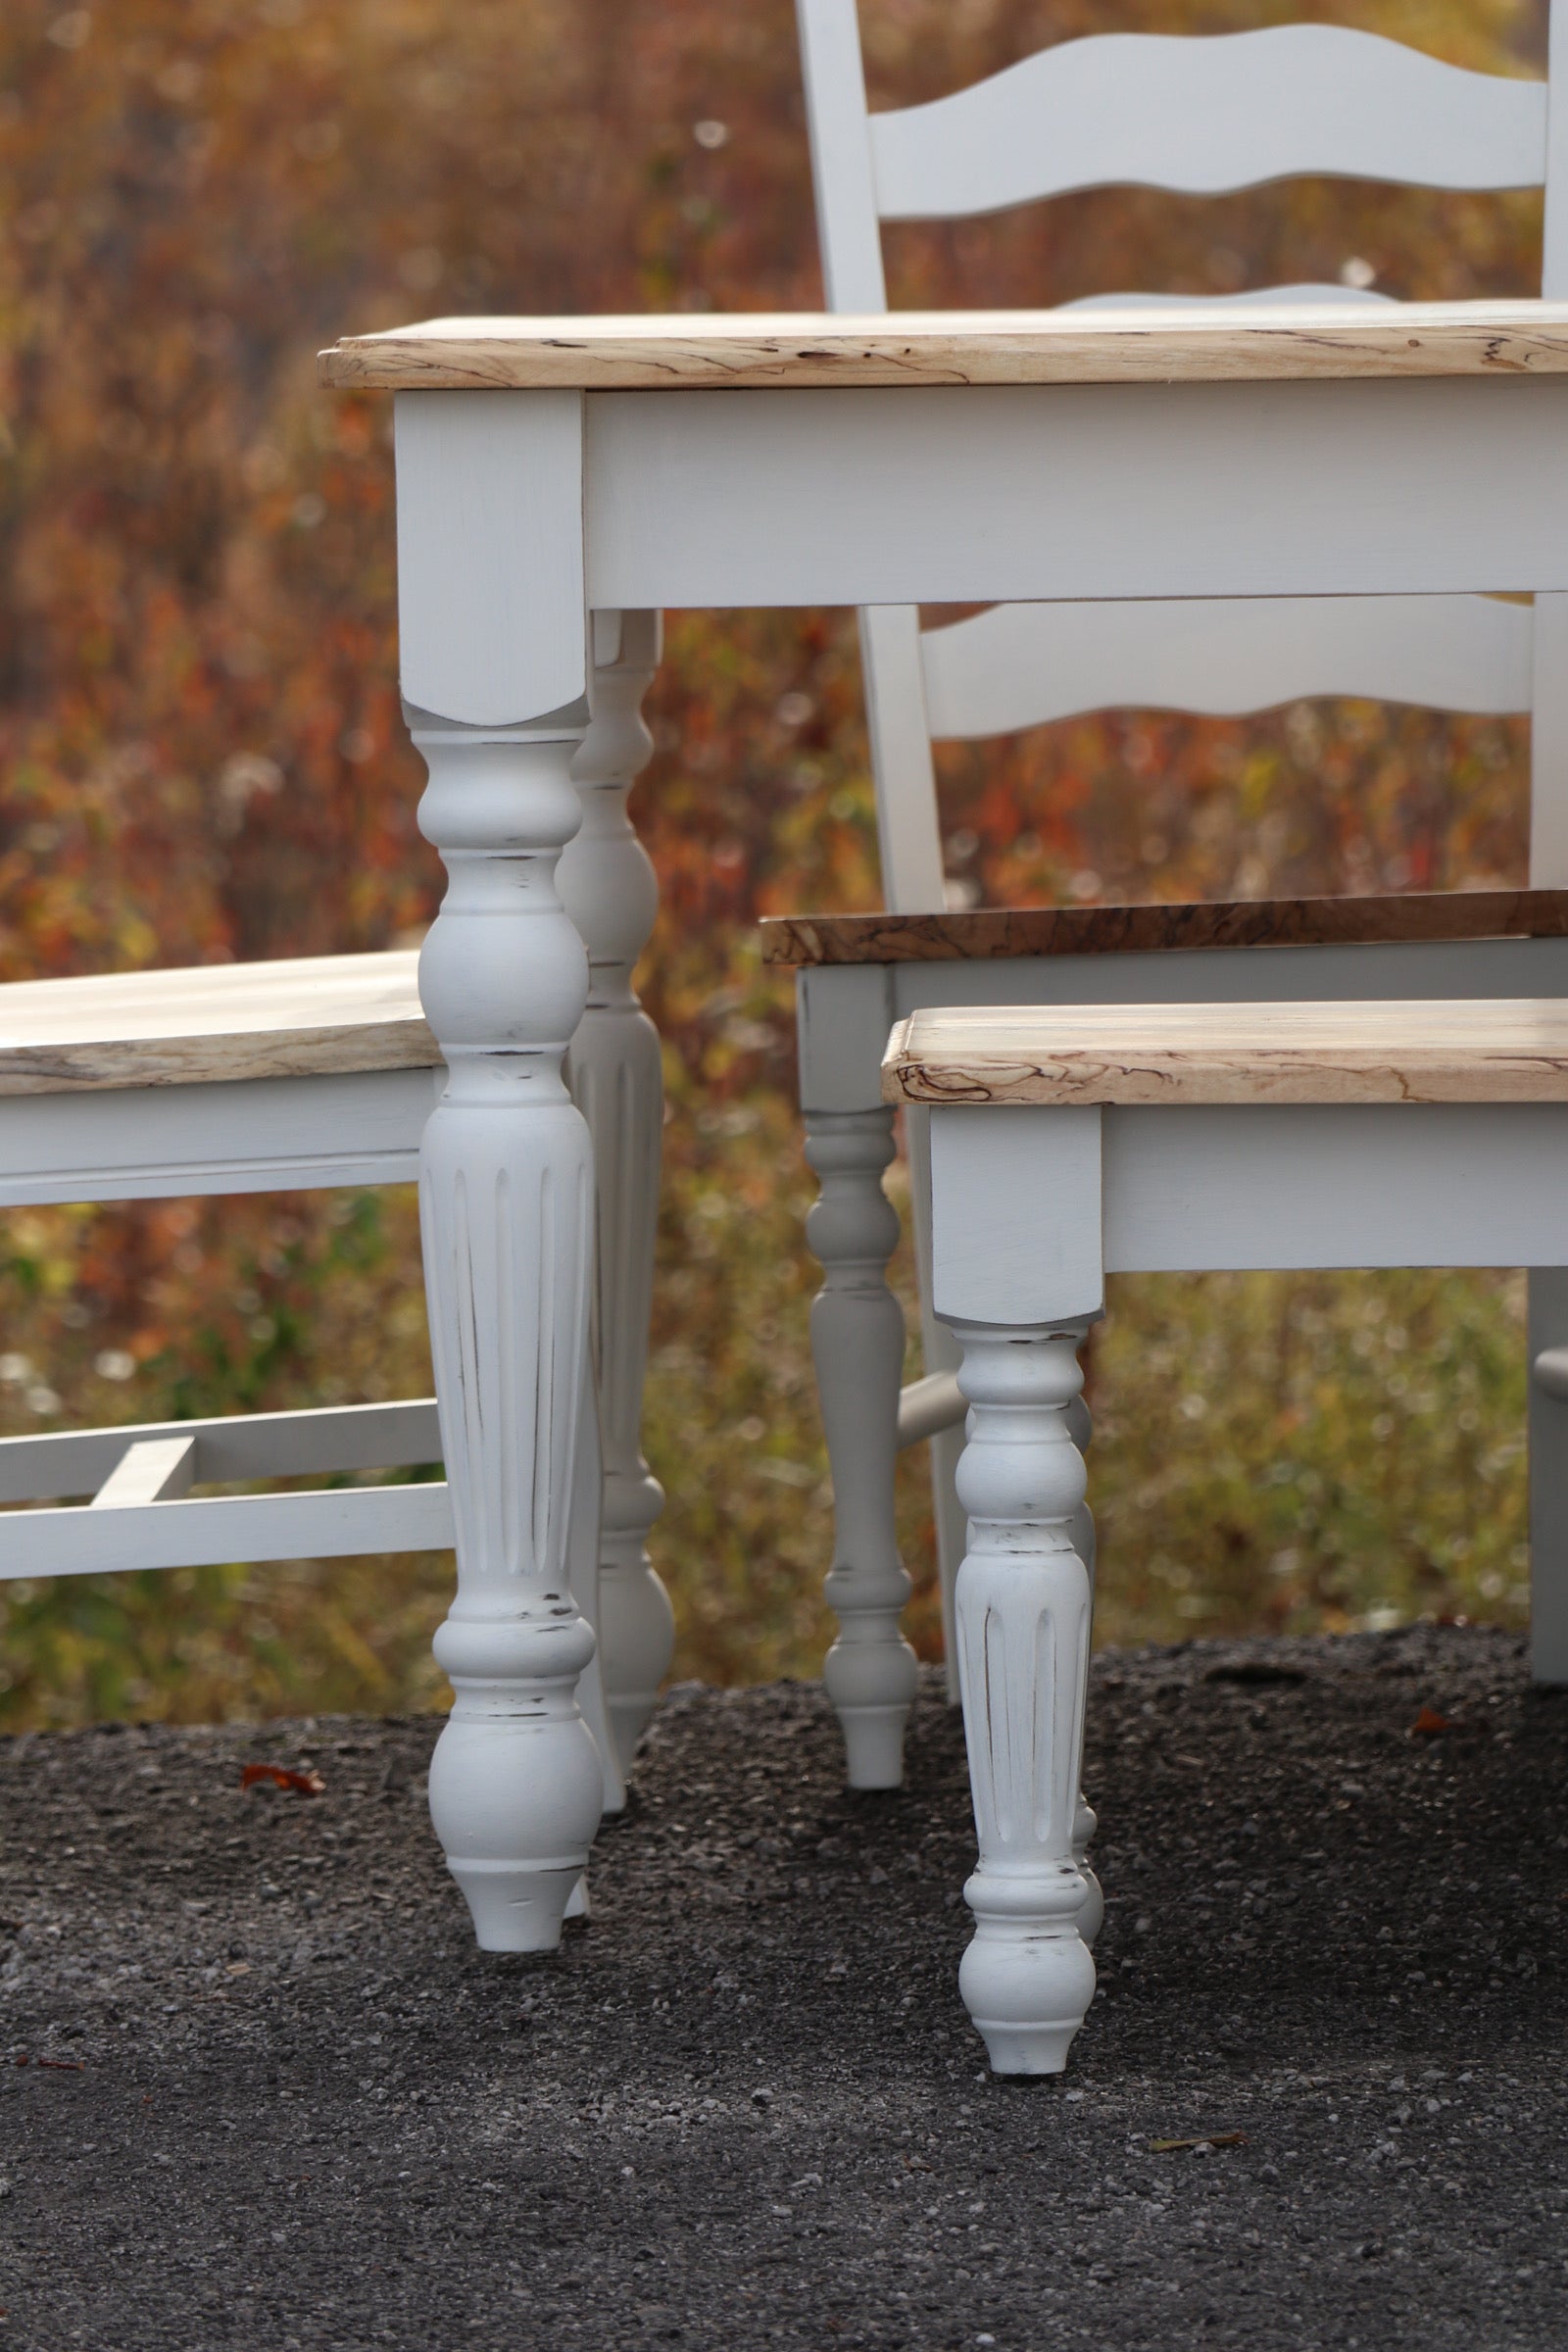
[{"x1": 787, "y1": 0, "x2": 1568, "y2": 1775}]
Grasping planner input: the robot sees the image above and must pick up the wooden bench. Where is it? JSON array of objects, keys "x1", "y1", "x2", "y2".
[
  {"x1": 0, "y1": 950, "x2": 450, "y2": 1576},
  {"x1": 877, "y1": 994, "x2": 1568, "y2": 2076}
]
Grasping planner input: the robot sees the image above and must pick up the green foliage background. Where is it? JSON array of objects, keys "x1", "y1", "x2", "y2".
[{"x1": 0, "y1": 0, "x2": 1545, "y2": 1726}]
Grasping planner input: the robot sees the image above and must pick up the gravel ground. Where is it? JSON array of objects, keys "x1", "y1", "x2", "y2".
[{"x1": 2, "y1": 1624, "x2": 1567, "y2": 2350}]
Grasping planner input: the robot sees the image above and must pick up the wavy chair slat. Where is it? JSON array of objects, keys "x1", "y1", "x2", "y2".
[
  {"x1": 869, "y1": 27, "x2": 1548, "y2": 221},
  {"x1": 920, "y1": 594, "x2": 1537, "y2": 743}
]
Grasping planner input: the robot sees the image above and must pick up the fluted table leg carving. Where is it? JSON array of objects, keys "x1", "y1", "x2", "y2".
[
  {"x1": 952, "y1": 1321, "x2": 1097, "y2": 2075},
  {"x1": 1063, "y1": 1375, "x2": 1102, "y2": 1949},
  {"x1": 806, "y1": 1105, "x2": 918, "y2": 1788},
  {"x1": 412, "y1": 714, "x2": 606, "y2": 1954},
  {"x1": 559, "y1": 611, "x2": 673, "y2": 1785}
]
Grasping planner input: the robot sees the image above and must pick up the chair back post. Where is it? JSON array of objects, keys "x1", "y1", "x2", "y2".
[
  {"x1": 1532, "y1": 0, "x2": 1568, "y2": 884},
  {"x1": 795, "y1": 0, "x2": 887, "y2": 312},
  {"x1": 797, "y1": 1, "x2": 944, "y2": 913}
]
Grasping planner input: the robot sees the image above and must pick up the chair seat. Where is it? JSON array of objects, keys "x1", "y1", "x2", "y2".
[
  {"x1": 0, "y1": 950, "x2": 435, "y2": 1098},
  {"x1": 884, "y1": 996, "x2": 1568, "y2": 1107},
  {"x1": 762, "y1": 887, "x2": 1568, "y2": 966}
]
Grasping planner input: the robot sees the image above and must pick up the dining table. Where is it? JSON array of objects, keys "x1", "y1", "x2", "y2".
[{"x1": 317, "y1": 299, "x2": 1568, "y2": 1968}]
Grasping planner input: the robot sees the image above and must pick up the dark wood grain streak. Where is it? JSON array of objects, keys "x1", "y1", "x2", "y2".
[{"x1": 762, "y1": 890, "x2": 1568, "y2": 967}]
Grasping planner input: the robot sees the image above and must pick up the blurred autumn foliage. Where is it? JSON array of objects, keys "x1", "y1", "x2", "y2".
[{"x1": 0, "y1": 0, "x2": 1548, "y2": 1726}]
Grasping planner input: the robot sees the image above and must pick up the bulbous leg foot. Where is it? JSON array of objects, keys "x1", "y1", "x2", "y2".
[{"x1": 959, "y1": 1898, "x2": 1098, "y2": 2077}]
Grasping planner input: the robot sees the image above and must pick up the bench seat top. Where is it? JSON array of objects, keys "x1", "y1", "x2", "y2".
[
  {"x1": 763, "y1": 889, "x2": 1568, "y2": 966},
  {"x1": 883, "y1": 998, "x2": 1568, "y2": 1107},
  {"x1": 0, "y1": 951, "x2": 435, "y2": 1098}
]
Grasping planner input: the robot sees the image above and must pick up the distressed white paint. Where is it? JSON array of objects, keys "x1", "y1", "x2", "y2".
[
  {"x1": 902, "y1": 1104, "x2": 967, "y2": 1701},
  {"x1": 1063, "y1": 284, "x2": 1390, "y2": 311},
  {"x1": 798, "y1": 929, "x2": 1568, "y2": 1745},
  {"x1": 1530, "y1": 1284, "x2": 1568, "y2": 1683},
  {"x1": 1100, "y1": 1102, "x2": 1568, "y2": 1271},
  {"x1": 1545, "y1": 0, "x2": 1568, "y2": 296},
  {"x1": 1531, "y1": 595, "x2": 1568, "y2": 886},
  {"x1": 0, "y1": 1065, "x2": 439, "y2": 1207},
  {"x1": 87, "y1": 1434, "x2": 196, "y2": 1510},
  {"x1": 792, "y1": 6, "x2": 1568, "y2": 1726},
  {"x1": 921, "y1": 594, "x2": 1536, "y2": 740},
  {"x1": 858, "y1": 605, "x2": 945, "y2": 913},
  {"x1": 560, "y1": 612, "x2": 675, "y2": 1779},
  {"x1": 584, "y1": 379, "x2": 1568, "y2": 612},
  {"x1": 926, "y1": 1040, "x2": 1568, "y2": 2069},
  {"x1": 0, "y1": 1396, "x2": 441, "y2": 1508},
  {"x1": 564, "y1": 1344, "x2": 624, "y2": 1824},
  {"x1": 896, "y1": 1369, "x2": 965, "y2": 1448},
  {"x1": 6, "y1": 1481, "x2": 455, "y2": 1580},
  {"x1": 412, "y1": 714, "x2": 605, "y2": 1954},
  {"x1": 396, "y1": 390, "x2": 587, "y2": 725},
  {"x1": 805, "y1": 1105, "x2": 918, "y2": 1788},
  {"x1": 869, "y1": 29, "x2": 1547, "y2": 221},
  {"x1": 949, "y1": 1322, "x2": 1098, "y2": 2075},
  {"x1": 930, "y1": 1105, "x2": 1103, "y2": 1330},
  {"x1": 797, "y1": 964, "x2": 896, "y2": 1116},
  {"x1": 795, "y1": 0, "x2": 886, "y2": 310}
]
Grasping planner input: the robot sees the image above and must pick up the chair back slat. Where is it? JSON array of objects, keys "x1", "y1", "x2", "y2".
[
  {"x1": 1062, "y1": 284, "x2": 1390, "y2": 313},
  {"x1": 870, "y1": 28, "x2": 1548, "y2": 223},
  {"x1": 921, "y1": 595, "x2": 1536, "y2": 743},
  {"x1": 795, "y1": 1, "x2": 1568, "y2": 914}
]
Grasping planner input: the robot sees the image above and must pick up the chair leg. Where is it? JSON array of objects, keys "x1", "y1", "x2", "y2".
[
  {"x1": 414, "y1": 719, "x2": 606, "y2": 1955},
  {"x1": 950, "y1": 1319, "x2": 1097, "y2": 2077},
  {"x1": 1529, "y1": 1267, "x2": 1568, "y2": 1684},
  {"x1": 561, "y1": 612, "x2": 675, "y2": 1781},
  {"x1": 805, "y1": 1105, "x2": 919, "y2": 1789},
  {"x1": 906, "y1": 1105, "x2": 966, "y2": 1699}
]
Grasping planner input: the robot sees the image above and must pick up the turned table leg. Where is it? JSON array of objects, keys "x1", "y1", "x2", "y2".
[
  {"x1": 412, "y1": 715, "x2": 606, "y2": 1953},
  {"x1": 560, "y1": 611, "x2": 675, "y2": 1785}
]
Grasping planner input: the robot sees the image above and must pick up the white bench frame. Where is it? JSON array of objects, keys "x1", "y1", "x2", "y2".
[{"x1": 916, "y1": 1077, "x2": 1568, "y2": 2074}]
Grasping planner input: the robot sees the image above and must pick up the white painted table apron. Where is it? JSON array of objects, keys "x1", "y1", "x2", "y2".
[{"x1": 320, "y1": 303, "x2": 1568, "y2": 1957}]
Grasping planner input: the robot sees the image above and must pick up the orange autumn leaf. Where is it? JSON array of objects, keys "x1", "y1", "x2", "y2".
[
  {"x1": 1410, "y1": 1705, "x2": 1453, "y2": 1738},
  {"x1": 240, "y1": 1763, "x2": 325, "y2": 1796}
]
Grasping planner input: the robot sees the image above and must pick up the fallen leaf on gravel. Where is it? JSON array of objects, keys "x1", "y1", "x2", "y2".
[
  {"x1": 1410, "y1": 1707, "x2": 1453, "y2": 1739},
  {"x1": 240, "y1": 1763, "x2": 324, "y2": 1796},
  {"x1": 1149, "y1": 2132, "x2": 1247, "y2": 2154}
]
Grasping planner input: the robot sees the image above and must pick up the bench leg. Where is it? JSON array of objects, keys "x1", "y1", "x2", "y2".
[
  {"x1": 906, "y1": 1104, "x2": 968, "y2": 1699},
  {"x1": 951, "y1": 1321, "x2": 1097, "y2": 2076},
  {"x1": 805, "y1": 1104, "x2": 919, "y2": 1788},
  {"x1": 414, "y1": 720, "x2": 606, "y2": 1954}
]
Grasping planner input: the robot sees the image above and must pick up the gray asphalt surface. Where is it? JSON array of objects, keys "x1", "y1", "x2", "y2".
[{"x1": 2, "y1": 1624, "x2": 1565, "y2": 2349}]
